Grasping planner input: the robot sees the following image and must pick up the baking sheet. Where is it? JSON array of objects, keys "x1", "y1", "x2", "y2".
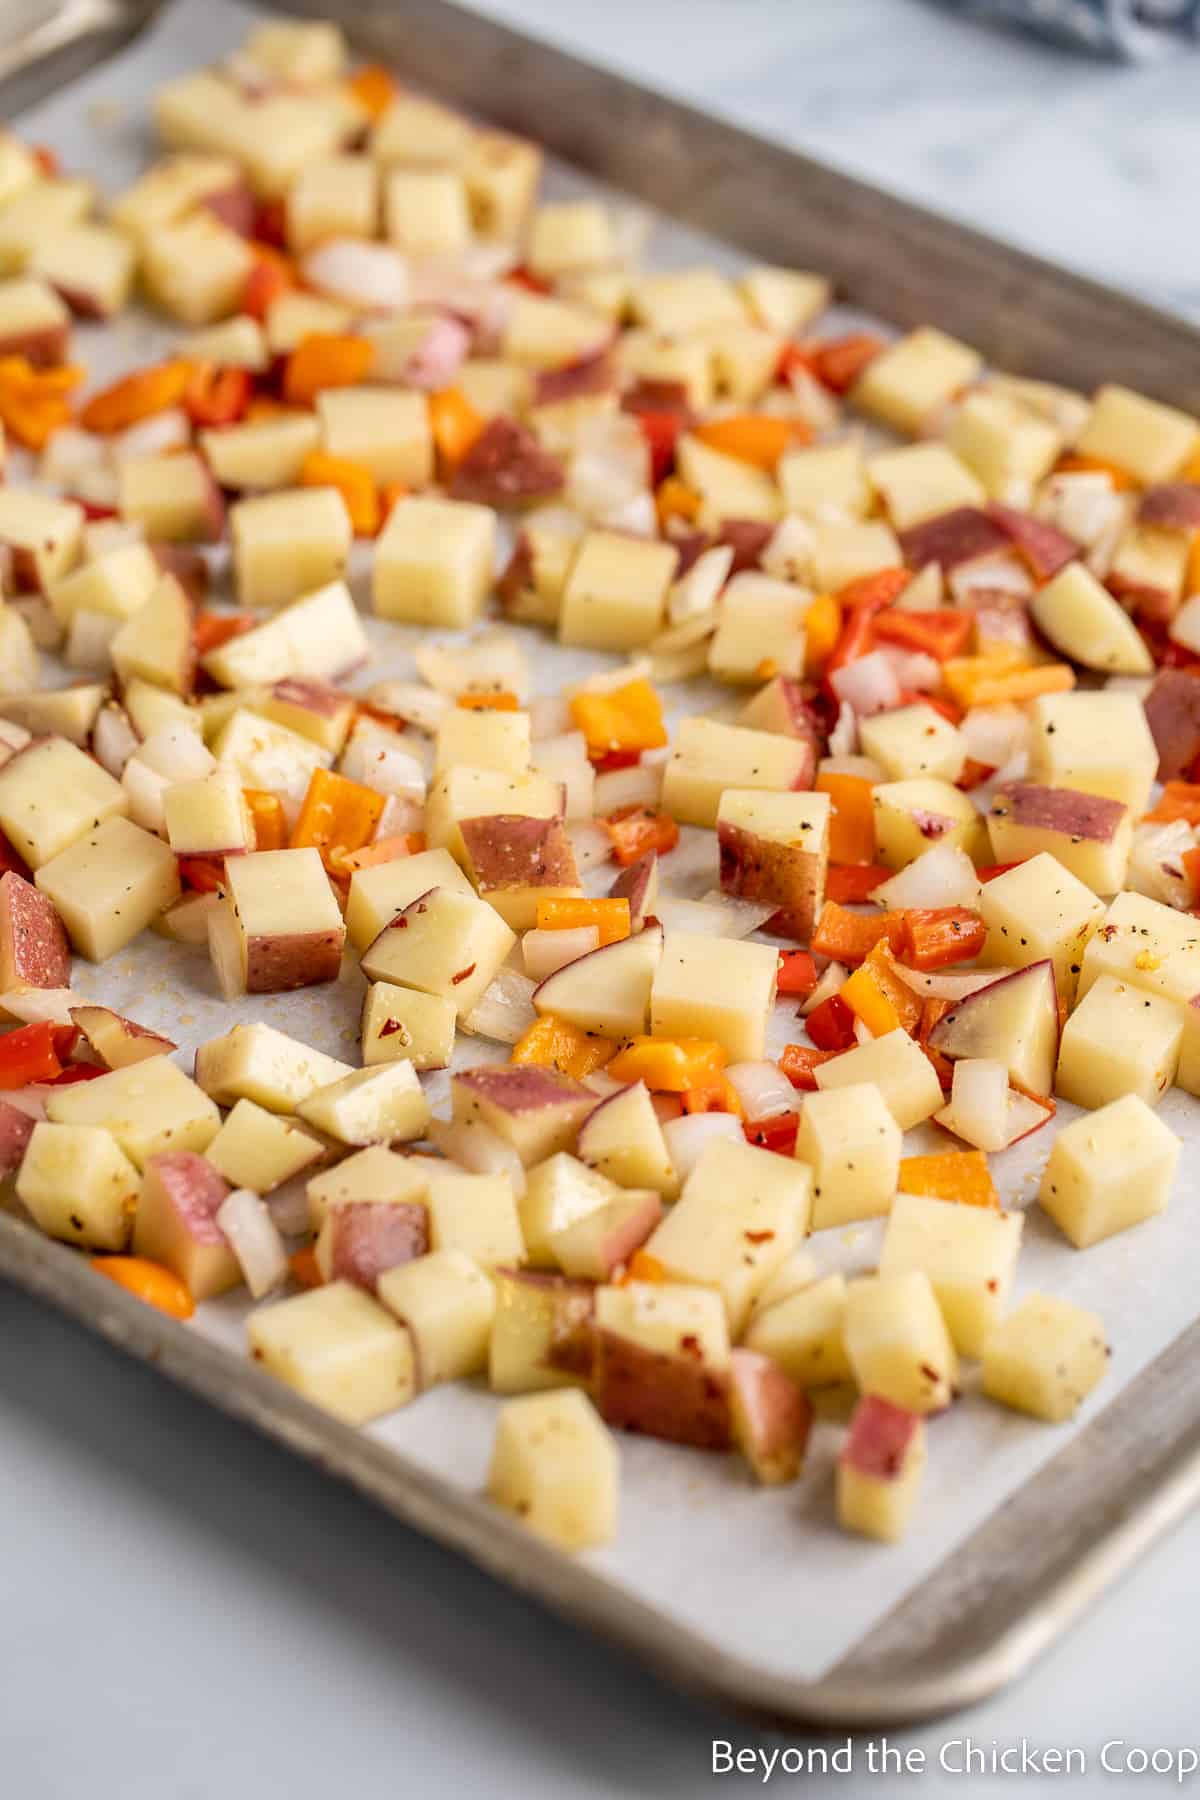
[{"x1": 11, "y1": 0, "x2": 1200, "y2": 1691}]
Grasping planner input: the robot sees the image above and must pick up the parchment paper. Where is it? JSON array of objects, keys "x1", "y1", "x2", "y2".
[{"x1": 13, "y1": 0, "x2": 1199, "y2": 1686}]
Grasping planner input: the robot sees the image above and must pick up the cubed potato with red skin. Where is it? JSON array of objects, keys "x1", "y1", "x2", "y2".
[
  {"x1": 488, "y1": 1266, "x2": 597, "y2": 1394},
  {"x1": 729, "y1": 1348, "x2": 814, "y2": 1485},
  {"x1": 314, "y1": 1200, "x2": 430, "y2": 1291},
  {"x1": 458, "y1": 813, "x2": 582, "y2": 930},
  {"x1": 1144, "y1": 669, "x2": 1200, "y2": 781},
  {"x1": 737, "y1": 676, "x2": 822, "y2": 763},
  {"x1": 837, "y1": 1395, "x2": 926, "y2": 1542},
  {"x1": 716, "y1": 788, "x2": 830, "y2": 941},
  {"x1": 0, "y1": 869, "x2": 70, "y2": 989},
  {"x1": 608, "y1": 850, "x2": 658, "y2": 932},
  {"x1": 69, "y1": 1004, "x2": 176, "y2": 1069},
  {"x1": 986, "y1": 782, "x2": 1131, "y2": 896},
  {"x1": 546, "y1": 1187, "x2": 663, "y2": 1282},
  {"x1": 225, "y1": 847, "x2": 346, "y2": 994},
  {"x1": 593, "y1": 1281, "x2": 733, "y2": 1450},
  {"x1": 0, "y1": 276, "x2": 71, "y2": 367},
  {"x1": 0, "y1": 1096, "x2": 35, "y2": 1177},
  {"x1": 451, "y1": 1065, "x2": 596, "y2": 1165},
  {"x1": 133, "y1": 1150, "x2": 237, "y2": 1300}
]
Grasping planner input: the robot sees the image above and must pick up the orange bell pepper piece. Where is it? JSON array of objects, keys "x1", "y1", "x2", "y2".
[
  {"x1": 291, "y1": 768, "x2": 385, "y2": 864},
  {"x1": 603, "y1": 805, "x2": 679, "y2": 867},
  {"x1": 895, "y1": 906, "x2": 987, "y2": 971},
  {"x1": 776, "y1": 949, "x2": 817, "y2": 999},
  {"x1": 510, "y1": 1014, "x2": 616, "y2": 1080},
  {"x1": 691, "y1": 414, "x2": 802, "y2": 471},
  {"x1": 606, "y1": 1035, "x2": 726, "y2": 1092},
  {"x1": 1183, "y1": 845, "x2": 1200, "y2": 904},
  {"x1": 283, "y1": 333, "x2": 374, "y2": 407},
  {"x1": 90, "y1": 1256, "x2": 195, "y2": 1319},
  {"x1": 300, "y1": 449, "x2": 380, "y2": 536},
  {"x1": 834, "y1": 567, "x2": 912, "y2": 613},
  {"x1": 570, "y1": 677, "x2": 668, "y2": 758},
  {"x1": 942, "y1": 656, "x2": 1074, "y2": 709},
  {"x1": 289, "y1": 1246, "x2": 324, "y2": 1290},
  {"x1": 655, "y1": 475, "x2": 700, "y2": 528},
  {"x1": 184, "y1": 362, "x2": 252, "y2": 429},
  {"x1": 681, "y1": 1076, "x2": 744, "y2": 1117},
  {"x1": 860, "y1": 939, "x2": 924, "y2": 1035},
  {"x1": 178, "y1": 856, "x2": 227, "y2": 895},
  {"x1": 874, "y1": 608, "x2": 974, "y2": 662},
  {"x1": 825, "y1": 863, "x2": 890, "y2": 905},
  {"x1": 617, "y1": 1249, "x2": 666, "y2": 1286},
  {"x1": 243, "y1": 788, "x2": 287, "y2": 852},
  {"x1": 430, "y1": 385, "x2": 485, "y2": 473},
  {"x1": 379, "y1": 480, "x2": 409, "y2": 520},
  {"x1": 898, "y1": 1151, "x2": 999, "y2": 1210},
  {"x1": 327, "y1": 834, "x2": 425, "y2": 879},
  {"x1": 80, "y1": 358, "x2": 194, "y2": 433},
  {"x1": 0, "y1": 356, "x2": 84, "y2": 449},
  {"x1": 814, "y1": 771, "x2": 876, "y2": 867},
  {"x1": 1146, "y1": 782, "x2": 1200, "y2": 825},
  {"x1": 194, "y1": 611, "x2": 256, "y2": 655},
  {"x1": 810, "y1": 333, "x2": 886, "y2": 393},
  {"x1": 534, "y1": 896, "x2": 630, "y2": 946},
  {"x1": 779, "y1": 1044, "x2": 840, "y2": 1090},
  {"x1": 803, "y1": 591, "x2": 842, "y2": 674},
  {"x1": 838, "y1": 963, "x2": 901, "y2": 1038},
  {"x1": 346, "y1": 62, "x2": 398, "y2": 120},
  {"x1": 1053, "y1": 451, "x2": 1138, "y2": 490},
  {"x1": 456, "y1": 691, "x2": 521, "y2": 711},
  {"x1": 811, "y1": 900, "x2": 900, "y2": 966}
]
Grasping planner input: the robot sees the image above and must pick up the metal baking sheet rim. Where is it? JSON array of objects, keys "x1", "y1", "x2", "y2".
[{"x1": 4, "y1": 0, "x2": 1200, "y2": 1728}]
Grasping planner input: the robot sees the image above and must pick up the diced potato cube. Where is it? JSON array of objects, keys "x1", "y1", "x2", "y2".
[
  {"x1": 986, "y1": 783, "x2": 1131, "y2": 896},
  {"x1": 0, "y1": 178, "x2": 93, "y2": 275},
  {"x1": 287, "y1": 154, "x2": 377, "y2": 251},
  {"x1": 546, "y1": 1186, "x2": 663, "y2": 1282},
  {"x1": 225, "y1": 847, "x2": 345, "y2": 994},
  {"x1": 265, "y1": 290, "x2": 353, "y2": 355},
  {"x1": 0, "y1": 868, "x2": 69, "y2": 989},
  {"x1": 194, "y1": 1021, "x2": 352, "y2": 1114},
  {"x1": 46, "y1": 1056, "x2": 219, "y2": 1168},
  {"x1": 616, "y1": 329, "x2": 713, "y2": 411},
  {"x1": 852, "y1": 327, "x2": 982, "y2": 435},
  {"x1": 242, "y1": 18, "x2": 347, "y2": 82},
  {"x1": 28, "y1": 221, "x2": 134, "y2": 319},
  {"x1": 142, "y1": 214, "x2": 254, "y2": 325},
  {"x1": 708, "y1": 573, "x2": 809, "y2": 683},
  {"x1": 1028, "y1": 690, "x2": 1158, "y2": 818},
  {"x1": 384, "y1": 167, "x2": 472, "y2": 254},
  {"x1": 837, "y1": 1396, "x2": 926, "y2": 1543},
  {"x1": 0, "y1": 735, "x2": 126, "y2": 868},
  {"x1": 1055, "y1": 974, "x2": 1182, "y2": 1110},
  {"x1": 593, "y1": 1278, "x2": 732, "y2": 1448},
  {"x1": 631, "y1": 269, "x2": 745, "y2": 336},
  {"x1": 1078, "y1": 890, "x2": 1200, "y2": 1012},
  {"x1": 867, "y1": 442, "x2": 985, "y2": 530},
  {"x1": 844, "y1": 1271, "x2": 957, "y2": 1414},
  {"x1": 501, "y1": 290, "x2": 610, "y2": 370},
  {"x1": 132, "y1": 1149, "x2": 236, "y2": 1297},
  {"x1": 795, "y1": 1083, "x2": 901, "y2": 1230},
  {"x1": 644, "y1": 1136, "x2": 810, "y2": 1333},
  {"x1": 462, "y1": 130, "x2": 541, "y2": 240},
  {"x1": 982, "y1": 1293, "x2": 1108, "y2": 1423},
  {"x1": 317, "y1": 386, "x2": 432, "y2": 487},
  {"x1": 248, "y1": 1282, "x2": 416, "y2": 1424},
  {"x1": 360, "y1": 884, "x2": 516, "y2": 1020},
  {"x1": 179, "y1": 314, "x2": 267, "y2": 372},
  {"x1": 880, "y1": 1192, "x2": 1023, "y2": 1357},
  {"x1": 109, "y1": 151, "x2": 240, "y2": 241},
  {"x1": 345, "y1": 846, "x2": 474, "y2": 950},
  {"x1": 435, "y1": 707, "x2": 530, "y2": 779},
  {"x1": 205, "y1": 1098, "x2": 324, "y2": 1192},
  {"x1": 519, "y1": 1152, "x2": 618, "y2": 1267},
  {"x1": 362, "y1": 980, "x2": 457, "y2": 1070},
  {"x1": 979, "y1": 851, "x2": 1104, "y2": 1003},
  {"x1": 17, "y1": 1121, "x2": 139, "y2": 1250},
  {"x1": 948, "y1": 389, "x2": 1061, "y2": 500},
  {"x1": 873, "y1": 776, "x2": 985, "y2": 869},
  {"x1": 452, "y1": 1065, "x2": 595, "y2": 1166},
  {"x1": 0, "y1": 489, "x2": 83, "y2": 591},
  {"x1": 426, "y1": 1167, "x2": 525, "y2": 1268},
  {"x1": 231, "y1": 487, "x2": 353, "y2": 610},
  {"x1": 488, "y1": 1388, "x2": 618, "y2": 1550},
  {"x1": 778, "y1": 442, "x2": 872, "y2": 520},
  {"x1": 716, "y1": 787, "x2": 830, "y2": 941},
  {"x1": 489, "y1": 1267, "x2": 594, "y2": 1394},
  {"x1": 377, "y1": 1248, "x2": 496, "y2": 1385},
  {"x1": 739, "y1": 265, "x2": 830, "y2": 335},
  {"x1": 1038, "y1": 1092, "x2": 1180, "y2": 1248},
  {"x1": 557, "y1": 530, "x2": 677, "y2": 652},
  {"x1": 743, "y1": 1274, "x2": 852, "y2": 1387},
  {"x1": 203, "y1": 580, "x2": 367, "y2": 690},
  {"x1": 1074, "y1": 384, "x2": 1198, "y2": 486},
  {"x1": 296, "y1": 1061, "x2": 431, "y2": 1146},
  {"x1": 661, "y1": 717, "x2": 812, "y2": 829},
  {"x1": 109, "y1": 573, "x2": 196, "y2": 696},
  {"x1": 706, "y1": 322, "x2": 783, "y2": 406},
  {"x1": 35, "y1": 816, "x2": 179, "y2": 960},
  {"x1": 163, "y1": 767, "x2": 252, "y2": 857},
  {"x1": 811, "y1": 520, "x2": 903, "y2": 591},
  {"x1": 576, "y1": 1080, "x2": 678, "y2": 1197},
  {"x1": 48, "y1": 541, "x2": 159, "y2": 625},
  {"x1": 306, "y1": 1145, "x2": 429, "y2": 1227},
  {"x1": 650, "y1": 930, "x2": 778, "y2": 1061},
  {"x1": 1029, "y1": 558, "x2": 1153, "y2": 676},
  {"x1": 675, "y1": 434, "x2": 781, "y2": 531},
  {"x1": 424, "y1": 767, "x2": 564, "y2": 869},
  {"x1": 374, "y1": 494, "x2": 496, "y2": 627},
  {"x1": 371, "y1": 94, "x2": 472, "y2": 166},
  {"x1": 214, "y1": 710, "x2": 330, "y2": 822},
  {"x1": 814, "y1": 1029, "x2": 944, "y2": 1131},
  {"x1": 860, "y1": 702, "x2": 966, "y2": 784},
  {"x1": 527, "y1": 202, "x2": 615, "y2": 278},
  {"x1": 201, "y1": 414, "x2": 320, "y2": 490}
]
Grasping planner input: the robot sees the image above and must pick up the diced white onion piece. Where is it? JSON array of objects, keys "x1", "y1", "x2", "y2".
[
  {"x1": 879, "y1": 646, "x2": 940, "y2": 693},
  {"x1": 760, "y1": 515, "x2": 816, "y2": 585},
  {"x1": 1169, "y1": 594, "x2": 1200, "y2": 653},
  {"x1": 593, "y1": 761, "x2": 662, "y2": 814},
  {"x1": 137, "y1": 723, "x2": 214, "y2": 782},
  {"x1": 801, "y1": 961, "x2": 847, "y2": 1014},
  {"x1": 65, "y1": 609, "x2": 118, "y2": 670},
  {"x1": 725, "y1": 1060, "x2": 799, "y2": 1122},
  {"x1": 874, "y1": 843, "x2": 981, "y2": 912},
  {"x1": 266, "y1": 1176, "x2": 312, "y2": 1238},
  {"x1": 961, "y1": 703, "x2": 1030, "y2": 770},
  {"x1": 339, "y1": 724, "x2": 426, "y2": 797},
  {"x1": 890, "y1": 964, "x2": 1000, "y2": 1002},
  {"x1": 598, "y1": 489, "x2": 656, "y2": 537},
  {"x1": 413, "y1": 631, "x2": 530, "y2": 704},
  {"x1": 669, "y1": 545, "x2": 734, "y2": 624},
  {"x1": 662, "y1": 1110, "x2": 742, "y2": 1181},
  {"x1": 427, "y1": 1116, "x2": 527, "y2": 1199},
  {"x1": 583, "y1": 1069, "x2": 626, "y2": 1099},
  {"x1": 363, "y1": 680, "x2": 451, "y2": 733},
  {"x1": 216, "y1": 1188, "x2": 288, "y2": 1299},
  {"x1": 853, "y1": 1017, "x2": 874, "y2": 1046},
  {"x1": 948, "y1": 555, "x2": 1031, "y2": 603},
  {"x1": 522, "y1": 926, "x2": 599, "y2": 981},
  {"x1": 399, "y1": 314, "x2": 470, "y2": 390},
  {"x1": 373, "y1": 793, "x2": 424, "y2": 841},
  {"x1": 111, "y1": 408, "x2": 191, "y2": 464},
  {"x1": 830, "y1": 649, "x2": 901, "y2": 718},
  {"x1": 0, "y1": 987, "x2": 85, "y2": 1025},
  {"x1": 121, "y1": 757, "x2": 171, "y2": 835},
  {"x1": 39, "y1": 424, "x2": 107, "y2": 487},
  {"x1": 1038, "y1": 472, "x2": 1125, "y2": 551},
  {"x1": 1128, "y1": 819, "x2": 1195, "y2": 910},
  {"x1": 696, "y1": 890, "x2": 777, "y2": 937},
  {"x1": 568, "y1": 819, "x2": 613, "y2": 872},
  {"x1": 303, "y1": 238, "x2": 409, "y2": 310},
  {"x1": 567, "y1": 413, "x2": 649, "y2": 520},
  {"x1": 654, "y1": 894, "x2": 774, "y2": 938},
  {"x1": 529, "y1": 694, "x2": 572, "y2": 740},
  {"x1": 827, "y1": 698, "x2": 858, "y2": 757},
  {"x1": 939, "y1": 1058, "x2": 1010, "y2": 1151},
  {"x1": 460, "y1": 967, "x2": 537, "y2": 1043}
]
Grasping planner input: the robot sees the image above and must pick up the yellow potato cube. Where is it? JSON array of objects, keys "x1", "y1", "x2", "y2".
[
  {"x1": 361, "y1": 980, "x2": 457, "y2": 1071},
  {"x1": 48, "y1": 542, "x2": 159, "y2": 625},
  {"x1": 880, "y1": 1192, "x2": 1023, "y2": 1357},
  {"x1": 796, "y1": 1082, "x2": 901, "y2": 1230},
  {"x1": 557, "y1": 530, "x2": 677, "y2": 652},
  {"x1": 979, "y1": 851, "x2": 1104, "y2": 1003},
  {"x1": 616, "y1": 330, "x2": 714, "y2": 411},
  {"x1": 345, "y1": 846, "x2": 474, "y2": 950},
  {"x1": 377, "y1": 1248, "x2": 496, "y2": 1386},
  {"x1": 947, "y1": 389, "x2": 1061, "y2": 500},
  {"x1": 35, "y1": 816, "x2": 179, "y2": 960},
  {"x1": 424, "y1": 766, "x2": 564, "y2": 868},
  {"x1": 0, "y1": 735, "x2": 126, "y2": 868},
  {"x1": 1028, "y1": 690, "x2": 1158, "y2": 817},
  {"x1": 370, "y1": 95, "x2": 472, "y2": 167},
  {"x1": 16, "y1": 1121, "x2": 139, "y2": 1251},
  {"x1": 1077, "y1": 890, "x2": 1200, "y2": 1012},
  {"x1": 488, "y1": 1388, "x2": 618, "y2": 1550},
  {"x1": 264, "y1": 290, "x2": 352, "y2": 355},
  {"x1": 194, "y1": 1021, "x2": 352, "y2": 1114},
  {"x1": 28, "y1": 222, "x2": 134, "y2": 318},
  {"x1": 0, "y1": 489, "x2": 83, "y2": 592},
  {"x1": 180, "y1": 315, "x2": 268, "y2": 372},
  {"x1": 500, "y1": 290, "x2": 609, "y2": 370},
  {"x1": 0, "y1": 178, "x2": 93, "y2": 274},
  {"x1": 306, "y1": 1145, "x2": 429, "y2": 1227},
  {"x1": 982, "y1": 1293, "x2": 1108, "y2": 1423},
  {"x1": 231, "y1": 487, "x2": 352, "y2": 609},
  {"x1": 631, "y1": 268, "x2": 746, "y2": 335},
  {"x1": 296, "y1": 1061, "x2": 431, "y2": 1146},
  {"x1": 287, "y1": 154, "x2": 377, "y2": 252},
  {"x1": 778, "y1": 442, "x2": 872, "y2": 520},
  {"x1": 374, "y1": 494, "x2": 496, "y2": 627},
  {"x1": 650, "y1": 930, "x2": 779, "y2": 1062},
  {"x1": 1074, "y1": 384, "x2": 1198, "y2": 486},
  {"x1": 743, "y1": 1274, "x2": 852, "y2": 1388},
  {"x1": 163, "y1": 768, "x2": 252, "y2": 857},
  {"x1": 844, "y1": 1271, "x2": 958, "y2": 1414},
  {"x1": 518, "y1": 1153, "x2": 617, "y2": 1267},
  {"x1": 201, "y1": 414, "x2": 320, "y2": 491},
  {"x1": 675, "y1": 433, "x2": 781, "y2": 530},
  {"x1": 317, "y1": 387, "x2": 432, "y2": 487},
  {"x1": 527, "y1": 202, "x2": 615, "y2": 278},
  {"x1": 204, "y1": 1099, "x2": 324, "y2": 1193},
  {"x1": 705, "y1": 323, "x2": 783, "y2": 406},
  {"x1": 109, "y1": 151, "x2": 240, "y2": 242},
  {"x1": 708, "y1": 573, "x2": 809, "y2": 683},
  {"x1": 462, "y1": 130, "x2": 541, "y2": 240},
  {"x1": 425, "y1": 1167, "x2": 525, "y2": 1269},
  {"x1": 810, "y1": 520, "x2": 903, "y2": 591},
  {"x1": 716, "y1": 787, "x2": 830, "y2": 941},
  {"x1": 46, "y1": 1055, "x2": 220, "y2": 1168},
  {"x1": 141, "y1": 214, "x2": 254, "y2": 325},
  {"x1": 985, "y1": 783, "x2": 1131, "y2": 896},
  {"x1": 203, "y1": 580, "x2": 367, "y2": 690},
  {"x1": 813, "y1": 1028, "x2": 944, "y2": 1131},
  {"x1": 739, "y1": 265, "x2": 830, "y2": 335},
  {"x1": 248, "y1": 1282, "x2": 416, "y2": 1424},
  {"x1": 860, "y1": 702, "x2": 966, "y2": 784},
  {"x1": 873, "y1": 777, "x2": 985, "y2": 869},
  {"x1": 576, "y1": 1080, "x2": 677, "y2": 1197},
  {"x1": 867, "y1": 442, "x2": 985, "y2": 530},
  {"x1": 435, "y1": 706, "x2": 531, "y2": 778},
  {"x1": 225, "y1": 846, "x2": 345, "y2": 995},
  {"x1": 852, "y1": 326, "x2": 982, "y2": 435},
  {"x1": 837, "y1": 1397, "x2": 926, "y2": 1543},
  {"x1": 242, "y1": 18, "x2": 347, "y2": 83},
  {"x1": 661, "y1": 717, "x2": 813, "y2": 829},
  {"x1": 1038, "y1": 1092, "x2": 1180, "y2": 1248},
  {"x1": 1055, "y1": 975, "x2": 1182, "y2": 1110},
  {"x1": 1108, "y1": 526, "x2": 1188, "y2": 611},
  {"x1": 359, "y1": 884, "x2": 516, "y2": 1020},
  {"x1": 1029, "y1": 558, "x2": 1153, "y2": 676}
]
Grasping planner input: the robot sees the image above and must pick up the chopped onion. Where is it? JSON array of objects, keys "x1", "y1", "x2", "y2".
[
  {"x1": 1128, "y1": 819, "x2": 1195, "y2": 910},
  {"x1": 583, "y1": 1069, "x2": 626, "y2": 1099},
  {"x1": 593, "y1": 761, "x2": 662, "y2": 814},
  {"x1": 801, "y1": 961, "x2": 847, "y2": 1014},
  {"x1": 760, "y1": 515, "x2": 815, "y2": 585},
  {"x1": 111, "y1": 408, "x2": 191, "y2": 463},
  {"x1": 529, "y1": 694, "x2": 572, "y2": 740},
  {"x1": 725, "y1": 1061, "x2": 799, "y2": 1122},
  {"x1": 363, "y1": 680, "x2": 451, "y2": 734},
  {"x1": 373, "y1": 792, "x2": 424, "y2": 841},
  {"x1": 830, "y1": 649, "x2": 901, "y2": 718},
  {"x1": 522, "y1": 926, "x2": 599, "y2": 980},
  {"x1": 568, "y1": 819, "x2": 613, "y2": 872},
  {"x1": 948, "y1": 554, "x2": 1031, "y2": 603},
  {"x1": 971, "y1": 750, "x2": 1029, "y2": 815},
  {"x1": 460, "y1": 967, "x2": 537, "y2": 1043},
  {"x1": 414, "y1": 630, "x2": 530, "y2": 704},
  {"x1": 567, "y1": 412, "x2": 649, "y2": 519},
  {"x1": 655, "y1": 893, "x2": 775, "y2": 938},
  {"x1": 427, "y1": 1116, "x2": 527, "y2": 1198},
  {"x1": 92, "y1": 704, "x2": 139, "y2": 778},
  {"x1": 303, "y1": 238, "x2": 409, "y2": 311},
  {"x1": 890, "y1": 964, "x2": 1000, "y2": 1002},
  {"x1": 661, "y1": 1110, "x2": 742, "y2": 1181},
  {"x1": 874, "y1": 843, "x2": 981, "y2": 912},
  {"x1": 339, "y1": 722, "x2": 426, "y2": 798},
  {"x1": 936, "y1": 1059, "x2": 1010, "y2": 1151},
  {"x1": 121, "y1": 757, "x2": 171, "y2": 835},
  {"x1": 598, "y1": 489, "x2": 656, "y2": 537},
  {"x1": 266, "y1": 1176, "x2": 313, "y2": 1238},
  {"x1": 1, "y1": 987, "x2": 86, "y2": 1025},
  {"x1": 879, "y1": 646, "x2": 941, "y2": 693},
  {"x1": 961, "y1": 703, "x2": 1030, "y2": 769},
  {"x1": 1038, "y1": 471, "x2": 1126, "y2": 551},
  {"x1": 668, "y1": 544, "x2": 733, "y2": 623},
  {"x1": 216, "y1": 1188, "x2": 288, "y2": 1299},
  {"x1": 566, "y1": 657, "x2": 652, "y2": 699},
  {"x1": 827, "y1": 698, "x2": 858, "y2": 757},
  {"x1": 852, "y1": 1017, "x2": 874, "y2": 1046},
  {"x1": 137, "y1": 723, "x2": 215, "y2": 783}
]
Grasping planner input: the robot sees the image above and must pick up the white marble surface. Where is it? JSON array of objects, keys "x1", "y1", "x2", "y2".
[{"x1": 5, "y1": 5, "x2": 1200, "y2": 1797}]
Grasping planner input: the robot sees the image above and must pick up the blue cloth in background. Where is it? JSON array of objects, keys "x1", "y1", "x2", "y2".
[{"x1": 938, "y1": 0, "x2": 1200, "y2": 57}]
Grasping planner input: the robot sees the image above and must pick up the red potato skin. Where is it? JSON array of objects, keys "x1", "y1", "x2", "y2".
[
  {"x1": 608, "y1": 849, "x2": 656, "y2": 929},
  {"x1": 595, "y1": 1328, "x2": 733, "y2": 1450},
  {"x1": 326, "y1": 1200, "x2": 428, "y2": 1292},
  {"x1": 270, "y1": 677, "x2": 348, "y2": 719},
  {"x1": 841, "y1": 1394, "x2": 921, "y2": 1480},
  {"x1": 147, "y1": 1151, "x2": 230, "y2": 1247},
  {"x1": 898, "y1": 507, "x2": 1011, "y2": 571},
  {"x1": 590, "y1": 1191, "x2": 663, "y2": 1277},
  {"x1": 499, "y1": 1267, "x2": 598, "y2": 1383},
  {"x1": 453, "y1": 1063, "x2": 593, "y2": 1116},
  {"x1": 0, "y1": 323, "x2": 70, "y2": 369},
  {"x1": 716, "y1": 518, "x2": 774, "y2": 575},
  {"x1": 717, "y1": 820, "x2": 825, "y2": 941},
  {"x1": 729, "y1": 1348, "x2": 813, "y2": 1483},
  {"x1": 69, "y1": 1004, "x2": 176, "y2": 1069},
  {"x1": 989, "y1": 781, "x2": 1126, "y2": 844},
  {"x1": 459, "y1": 813, "x2": 580, "y2": 896},
  {"x1": 0, "y1": 871, "x2": 70, "y2": 989},
  {"x1": 986, "y1": 504, "x2": 1077, "y2": 580},
  {"x1": 0, "y1": 1096, "x2": 35, "y2": 1177},
  {"x1": 1144, "y1": 669, "x2": 1200, "y2": 780},
  {"x1": 245, "y1": 927, "x2": 346, "y2": 994},
  {"x1": 620, "y1": 379, "x2": 693, "y2": 419},
  {"x1": 533, "y1": 354, "x2": 615, "y2": 407},
  {"x1": 1137, "y1": 483, "x2": 1200, "y2": 531},
  {"x1": 152, "y1": 544, "x2": 209, "y2": 604},
  {"x1": 449, "y1": 417, "x2": 565, "y2": 507},
  {"x1": 201, "y1": 182, "x2": 257, "y2": 239},
  {"x1": 970, "y1": 589, "x2": 1035, "y2": 655},
  {"x1": 51, "y1": 284, "x2": 111, "y2": 322}
]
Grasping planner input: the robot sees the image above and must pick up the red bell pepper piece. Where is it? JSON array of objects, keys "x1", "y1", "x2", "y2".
[
  {"x1": 776, "y1": 949, "x2": 818, "y2": 999},
  {"x1": 178, "y1": 856, "x2": 227, "y2": 894},
  {"x1": 185, "y1": 364, "x2": 252, "y2": 429},
  {"x1": 779, "y1": 1044, "x2": 841, "y2": 1089},
  {"x1": 0, "y1": 1020, "x2": 65, "y2": 1086},
  {"x1": 743, "y1": 1111, "x2": 800, "y2": 1156},
  {"x1": 874, "y1": 608, "x2": 974, "y2": 662},
  {"x1": 824, "y1": 864, "x2": 891, "y2": 905},
  {"x1": 896, "y1": 688, "x2": 964, "y2": 725},
  {"x1": 977, "y1": 860, "x2": 1026, "y2": 883},
  {"x1": 634, "y1": 410, "x2": 686, "y2": 485},
  {"x1": 804, "y1": 993, "x2": 858, "y2": 1052}
]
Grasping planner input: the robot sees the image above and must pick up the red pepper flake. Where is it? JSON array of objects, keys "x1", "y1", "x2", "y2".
[
  {"x1": 379, "y1": 1019, "x2": 404, "y2": 1037},
  {"x1": 451, "y1": 962, "x2": 477, "y2": 985},
  {"x1": 743, "y1": 1229, "x2": 776, "y2": 1244},
  {"x1": 679, "y1": 1333, "x2": 703, "y2": 1360}
]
